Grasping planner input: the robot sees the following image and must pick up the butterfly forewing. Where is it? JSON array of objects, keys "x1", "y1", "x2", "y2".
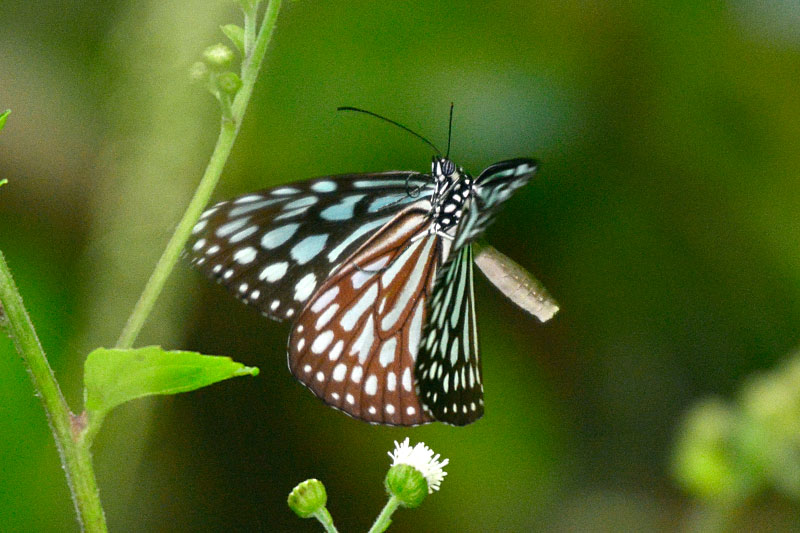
[
  {"x1": 416, "y1": 244, "x2": 482, "y2": 425},
  {"x1": 288, "y1": 206, "x2": 450, "y2": 425},
  {"x1": 453, "y1": 159, "x2": 538, "y2": 250},
  {"x1": 187, "y1": 173, "x2": 432, "y2": 322}
]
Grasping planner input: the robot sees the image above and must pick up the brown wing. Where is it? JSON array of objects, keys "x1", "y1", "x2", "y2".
[{"x1": 287, "y1": 206, "x2": 450, "y2": 425}]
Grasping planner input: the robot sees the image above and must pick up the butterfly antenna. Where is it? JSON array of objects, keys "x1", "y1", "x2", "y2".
[
  {"x1": 337, "y1": 106, "x2": 442, "y2": 155},
  {"x1": 445, "y1": 102, "x2": 454, "y2": 160}
]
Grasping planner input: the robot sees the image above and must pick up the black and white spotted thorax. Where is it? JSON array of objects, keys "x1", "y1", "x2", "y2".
[{"x1": 427, "y1": 156, "x2": 473, "y2": 239}]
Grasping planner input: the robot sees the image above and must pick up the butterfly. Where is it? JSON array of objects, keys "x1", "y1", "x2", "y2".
[{"x1": 187, "y1": 108, "x2": 538, "y2": 426}]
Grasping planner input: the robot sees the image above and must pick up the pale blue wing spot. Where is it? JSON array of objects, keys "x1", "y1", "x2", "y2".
[
  {"x1": 367, "y1": 194, "x2": 424, "y2": 213},
  {"x1": 311, "y1": 180, "x2": 337, "y2": 192},
  {"x1": 290, "y1": 234, "x2": 329, "y2": 265},
  {"x1": 215, "y1": 217, "x2": 250, "y2": 237},
  {"x1": 275, "y1": 206, "x2": 311, "y2": 221},
  {"x1": 233, "y1": 194, "x2": 265, "y2": 204},
  {"x1": 319, "y1": 194, "x2": 366, "y2": 221},
  {"x1": 261, "y1": 223, "x2": 300, "y2": 249},
  {"x1": 354, "y1": 179, "x2": 410, "y2": 188},
  {"x1": 229, "y1": 225, "x2": 258, "y2": 243},
  {"x1": 192, "y1": 219, "x2": 208, "y2": 234},
  {"x1": 326, "y1": 216, "x2": 392, "y2": 262},
  {"x1": 228, "y1": 198, "x2": 285, "y2": 218},
  {"x1": 284, "y1": 196, "x2": 318, "y2": 210},
  {"x1": 271, "y1": 187, "x2": 300, "y2": 195}
]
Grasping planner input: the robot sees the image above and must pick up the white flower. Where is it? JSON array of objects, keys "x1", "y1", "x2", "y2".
[{"x1": 388, "y1": 438, "x2": 449, "y2": 493}]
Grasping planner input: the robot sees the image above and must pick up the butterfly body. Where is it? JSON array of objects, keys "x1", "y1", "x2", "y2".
[{"x1": 188, "y1": 154, "x2": 537, "y2": 425}]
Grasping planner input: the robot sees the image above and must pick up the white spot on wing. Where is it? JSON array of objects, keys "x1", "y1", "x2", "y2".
[
  {"x1": 341, "y1": 284, "x2": 378, "y2": 331},
  {"x1": 294, "y1": 273, "x2": 317, "y2": 302},
  {"x1": 315, "y1": 304, "x2": 339, "y2": 330},
  {"x1": 233, "y1": 246, "x2": 257, "y2": 264},
  {"x1": 351, "y1": 315, "x2": 375, "y2": 364},
  {"x1": 333, "y1": 363, "x2": 347, "y2": 381},
  {"x1": 364, "y1": 375, "x2": 378, "y2": 396},
  {"x1": 328, "y1": 340, "x2": 344, "y2": 361},
  {"x1": 379, "y1": 337, "x2": 397, "y2": 367},
  {"x1": 311, "y1": 286, "x2": 339, "y2": 313},
  {"x1": 311, "y1": 330, "x2": 334, "y2": 354},
  {"x1": 259, "y1": 262, "x2": 288, "y2": 282}
]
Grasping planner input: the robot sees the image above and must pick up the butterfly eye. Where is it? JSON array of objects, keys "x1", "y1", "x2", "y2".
[{"x1": 441, "y1": 159, "x2": 456, "y2": 176}]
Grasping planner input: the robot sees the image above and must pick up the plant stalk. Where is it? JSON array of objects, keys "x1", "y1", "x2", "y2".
[
  {"x1": 115, "y1": 0, "x2": 282, "y2": 349},
  {"x1": 0, "y1": 252, "x2": 107, "y2": 532},
  {"x1": 367, "y1": 495, "x2": 402, "y2": 533}
]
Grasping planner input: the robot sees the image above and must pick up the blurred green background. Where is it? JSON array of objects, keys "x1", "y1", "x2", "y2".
[{"x1": 2, "y1": 1, "x2": 799, "y2": 531}]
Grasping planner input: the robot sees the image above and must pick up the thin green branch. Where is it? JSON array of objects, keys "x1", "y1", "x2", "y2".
[
  {"x1": 0, "y1": 251, "x2": 107, "y2": 532},
  {"x1": 368, "y1": 495, "x2": 402, "y2": 533},
  {"x1": 313, "y1": 507, "x2": 339, "y2": 533},
  {"x1": 116, "y1": 0, "x2": 282, "y2": 349}
]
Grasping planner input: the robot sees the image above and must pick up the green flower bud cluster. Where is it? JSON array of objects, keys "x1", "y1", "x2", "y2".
[
  {"x1": 190, "y1": 23, "x2": 249, "y2": 119},
  {"x1": 287, "y1": 439, "x2": 448, "y2": 532},
  {"x1": 673, "y1": 351, "x2": 800, "y2": 505}
]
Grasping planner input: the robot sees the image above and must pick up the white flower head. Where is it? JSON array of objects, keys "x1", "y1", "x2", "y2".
[{"x1": 388, "y1": 438, "x2": 449, "y2": 493}]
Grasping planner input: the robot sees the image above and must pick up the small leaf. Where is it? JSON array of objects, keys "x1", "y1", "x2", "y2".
[
  {"x1": 84, "y1": 346, "x2": 259, "y2": 416},
  {"x1": 221, "y1": 24, "x2": 245, "y2": 56},
  {"x1": 0, "y1": 179, "x2": 7, "y2": 188},
  {"x1": 0, "y1": 109, "x2": 10, "y2": 132}
]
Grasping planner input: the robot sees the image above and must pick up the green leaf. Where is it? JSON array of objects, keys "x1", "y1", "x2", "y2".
[
  {"x1": 0, "y1": 179, "x2": 7, "y2": 188},
  {"x1": 221, "y1": 24, "x2": 245, "y2": 55},
  {"x1": 84, "y1": 346, "x2": 259, "y2": 416},
  {"x1": 0, "y1": 109, "x2": 10, "y2": 132}
]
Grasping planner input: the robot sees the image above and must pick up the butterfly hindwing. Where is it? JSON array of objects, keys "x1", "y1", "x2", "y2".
[
  {"x1": 187, "y1": 172, "x2": 432, "y2": 322},
  {"x1": 416, "y1": 244, "x2": 482, "y2": 425},
  {"x1": 288, "y1": 206, "x2": 450, "y2": 425}
]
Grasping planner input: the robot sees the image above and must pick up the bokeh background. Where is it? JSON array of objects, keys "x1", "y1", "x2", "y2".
[{"x1": 2, "y1": 1, "x2": 800, "y2": 531}]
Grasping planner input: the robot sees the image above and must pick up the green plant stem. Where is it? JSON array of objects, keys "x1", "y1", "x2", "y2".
[
  {"x1": 368, "y1": 495, "x2": 402, "y2": 533},
  {"x1": 243, "y1": 4, "x2": 256, "y2": 56},
  {"x1": 313, "y1": 507, "x2": 339, "y2": 533},
  {"x1": 0, "y1": 252, "x2": 107, "y2": 532},
  {"x1": 115, "y1": 0, "x2": 282, "y2": 349}
]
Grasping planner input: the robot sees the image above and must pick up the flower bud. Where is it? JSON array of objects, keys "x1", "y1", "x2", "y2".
[
  {"x1": 217, "y1": 72, "x2": 242, "y2": 96},
  {"x1": 385, "y1": 464, "x2": 427, "y2": 508},
  {"x1": 188, "y1": 61, "x2": 209, "y2": 82},
  {"x1": 287, "y1": 479, "x2": 327, "y2": 518},
  {"x1": 203, "y1": 44, "x2": 234, "y2": 69}
]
